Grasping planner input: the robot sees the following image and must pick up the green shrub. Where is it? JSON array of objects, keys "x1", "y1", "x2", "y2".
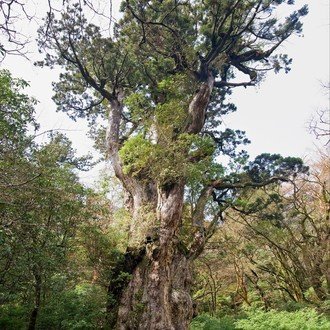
[
  {"x1": 190, "y1": 308, "x2": 330, "y2": 330},
  {"x1": 37, "y1": 284, "x2": 107, "y2": 329},
  {"x1": 190, "y1": 314, "x2": 236, "y2": 330},
  {"x1": 235, "y1": 308, "x2": 330, "y2": 330},
  {"x1": 0, "y1": 304, "x2": 28, "y2": 329}
]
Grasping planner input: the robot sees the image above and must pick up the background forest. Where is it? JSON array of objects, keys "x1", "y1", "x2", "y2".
[{"x1": 0, "y1": 1, "x2": 329, "y2": 329}]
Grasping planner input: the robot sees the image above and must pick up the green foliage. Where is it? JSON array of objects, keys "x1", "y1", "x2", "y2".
[
  {"x1": 190, "y1": 309, "x2": 330, "y2": 330},
  {"x1": 0, "y1": 69, "x2": 38, "y2": 146},
  {"x1": 79, "y1": 223, "x2": 125, "y2": 283},
  {"x1": 124, "y1": 92, "x2": 153, "y2": 123},
  {"x1": 37, "y1": 284, "x2": 107, "y2": 329},
  {"x1": 190, "y1": 314, "x2": 236, "y2": 330},
  {"x1": 119, "y1": 134, "x2": 156, "y2": 177},
  {"x1": 0, "y1": 133, "x2": 91, "y2": 324},
  {"x1": 244, "y1": 153, "x2": 309, "y2": 182},
  {"x1": 192, "y1": 155, "x2": 329, "y2": 321},
  {"x1": 0, "y1": 304, "x2": 29, "y2": 329},
  {"x1": 235, "y1": 308, "x2": 330, "y2": 330},
  {"x1": 0, "y1": 69, "x2": 112, "y2": 329},
  {"x1": 120, "y1": 131, "x2": 217, "y2": 185}
]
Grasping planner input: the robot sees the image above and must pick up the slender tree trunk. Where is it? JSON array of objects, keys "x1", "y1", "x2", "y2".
[
  {"x1": 246, "y1": 271, "x2": 270, "y2": 310},
  {"x1": 310, "y1": 264, "x2": 327, "y2": 301},
  {"x1": 28, "y1": 271, "x2": 41, "y2": 330}
]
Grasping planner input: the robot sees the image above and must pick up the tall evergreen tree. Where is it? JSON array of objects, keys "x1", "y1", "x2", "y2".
[{"x1": 38, "y1": 1, "x2": 308, "y2": 328}]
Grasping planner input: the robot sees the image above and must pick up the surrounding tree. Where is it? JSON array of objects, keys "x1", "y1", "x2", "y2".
[
  {"x1": 0, "y1": 0, "x2": 34, "y2": 60},
  {"x1": 309, "y1": 82, "x2": 330, "y2": 146},
  {"x1": 37, "y1": 0, "x2": 309, "y2": 327},
  {"x1": 0, "y1": 69, "x2": 103, "y2": 329},
  {"x1": 193, "y1": 153, "x2": 329, "y2": 314}
]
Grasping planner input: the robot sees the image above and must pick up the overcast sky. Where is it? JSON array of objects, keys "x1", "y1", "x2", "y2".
[{"x1": 2, "y1": 0, "x2": 329, "y2": 185}]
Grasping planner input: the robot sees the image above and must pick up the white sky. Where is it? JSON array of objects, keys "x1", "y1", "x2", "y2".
[{"x1": 1, "y1": 0, "x2": 329, "y2": 186}]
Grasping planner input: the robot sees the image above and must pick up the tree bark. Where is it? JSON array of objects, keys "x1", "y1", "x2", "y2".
[{"x1": 115, "y1": 183, "x2": 194, "y2": 329}]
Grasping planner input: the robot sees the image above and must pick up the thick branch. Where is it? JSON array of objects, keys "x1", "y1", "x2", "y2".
[
  {"x1": 188, "y1": 175, "x2": 290, "y2": 259},
  {"x1": 214, "y1": 80, "x2": 255, "y2": 88},
  {"x1": 192, "y1": 186, "x2": 214, "y2": 227},
  {"x1": 1, "y1": 173, "x2": 42, "y2": 189},
  {"x1": 106, "y1": 93, "x2": 127, "y2": 185},
  {"x1": 185, "y1": 72, "x2": 215, "y2": 134},
  {"x1": 210, "y1": 176, "x2": 290, "y2": 191},
  {"x1": 66, "y1": 33, "x2": 113, "y2": 100},
  {"x1": 125, "y1": 0, "x2": 180, "y2": 40},
  {"x1": 203, "y1": 0, "x2": 241, "y2": 65}
]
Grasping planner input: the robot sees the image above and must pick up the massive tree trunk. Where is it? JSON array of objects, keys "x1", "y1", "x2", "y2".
[
  {"x1": 107, "y1": 174, "x2": 201, "y2": 329},
  {"x1": 116, "y1": 183, "x2": 194, "y2": 329},
  {"x1": 117, "y1": 250, "x2": 193, "y2": 329}
]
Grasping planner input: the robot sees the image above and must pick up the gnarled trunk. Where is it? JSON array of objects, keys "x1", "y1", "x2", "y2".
[
  {"x1": 117, "y1": 245, "x2": 193, "y2": 329},
  {"x1": 116, "y1": 183, "x2": 194, "y2": 329}
]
